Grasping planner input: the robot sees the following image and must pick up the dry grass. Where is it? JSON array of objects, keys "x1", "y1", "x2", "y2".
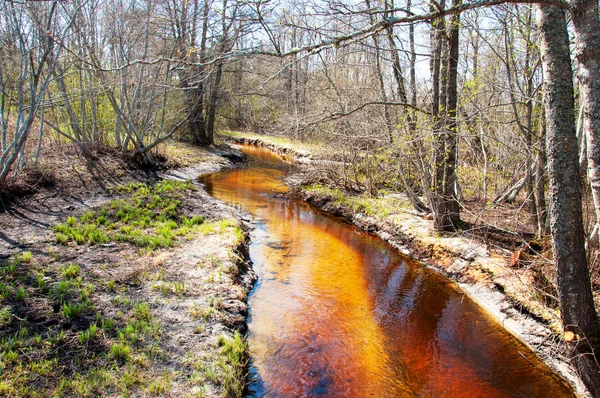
[{"x1": 0, "y1": 139, "x2": 228, "y2": 206}]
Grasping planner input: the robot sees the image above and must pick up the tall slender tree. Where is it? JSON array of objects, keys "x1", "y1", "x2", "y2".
[
  {"x1": 571, "y1": 0, "x2": 600, "y2": 247},
  {"x1": 536, "y1": 4, "x2": 600, "y2": 395}
]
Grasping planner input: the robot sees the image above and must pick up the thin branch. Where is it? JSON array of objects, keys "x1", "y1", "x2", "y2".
[{"x1": 306, "y1": 101, "x2": 430, "y2": 126}]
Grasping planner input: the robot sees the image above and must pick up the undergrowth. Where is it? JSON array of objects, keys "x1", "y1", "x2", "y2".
[
  {"x1": 219, "y1": 130, "x2": 326, "y2": 158},
  {"x1": 215, "y1": 331, "x2": 247, "y2": 398},
  {"x1": 0, "y1": 251, "x2": 163, "y2": 396},
  {"x1": 0, "y1": 179, "x2": 249, "y2": 396}
]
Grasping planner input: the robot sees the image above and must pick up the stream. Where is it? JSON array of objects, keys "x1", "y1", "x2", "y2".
[{"x1": 198, "y1": 144, "x2": 574, "y2": 397}]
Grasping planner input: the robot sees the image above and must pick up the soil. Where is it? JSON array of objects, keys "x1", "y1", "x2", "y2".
[
  {"x1": 0, "y1": 142, "x2": 243, "y2": 252},
  {"x1": 0, "y1": 142, "x2": 255, "y2": 397}
]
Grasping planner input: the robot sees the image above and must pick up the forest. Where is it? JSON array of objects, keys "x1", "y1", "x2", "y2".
[{"x1": 1, "y1": 0, "x2": 600, "y2": 395}]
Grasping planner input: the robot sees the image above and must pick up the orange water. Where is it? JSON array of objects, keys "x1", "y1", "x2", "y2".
[{"x1": 198, "y1": 145, "x2": 574, "y2": 397}]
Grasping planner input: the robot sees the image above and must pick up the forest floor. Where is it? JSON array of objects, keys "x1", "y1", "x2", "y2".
[
  {"x1": 222, "y1": 130, "x2": 592, "y2": 397},
  {"x1": 0, "y1": 141, "x2": 255, "y2": 397}
]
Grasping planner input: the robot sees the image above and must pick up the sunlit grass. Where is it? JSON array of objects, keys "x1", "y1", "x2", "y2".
[
  {"x1": 3, "y1": 177, "x2": 249, "y2": 397},
  {"x1": 216, "y1": 331, "x2": 248, "y2": 398},
  {"x1": 0, "y1": 254, "x2": 159, "y2": 397},
  {"x1": 199, "y1": 218, "x2": 245, "y2": 247},
  {"x1": 60, "y1": 263, "x2": 80, "y2": 279},
  {"x1": 52, "y1": 180, "x2": 205, "y2": 249},
  {"x1": 304, "y1": 184, "x2": 411, "y2": 218}
]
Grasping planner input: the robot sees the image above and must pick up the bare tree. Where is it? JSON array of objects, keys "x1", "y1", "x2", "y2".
[{"x1": 0, "y1": 1, "x2": 79, "y2": 184}]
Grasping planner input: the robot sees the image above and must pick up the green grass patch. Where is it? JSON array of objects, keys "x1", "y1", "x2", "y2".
[
  {"x1": 304, "y1": 184, "x2": 411, "y2": 218},
  {"x1": 1, "y1": 177, "x2": 249, "y2": 397},
  {"x1": 14, "y1": 286, "x2": 28, "y2": 301},
  {"x1": 51, "y1": 279, "x2": 78, "y2": 304},
  {"x1": 20, "y1": 251, "x2": 32, "y2": 263},
  {"x1": 110, "y1": 342, "x2": 131, "y2": 361},
  {"x1": 189, "y1": 296, "x2": 223, "y2": 321},
  {"x1": 146, "y1": 371, "x2": 173, "y2": 395},
  {"x1": 101, "y1": 317, "x2": 116, "y2": 332},
  {"x1": 0, "y1": 306, "x2": 12, "y2": 328},
  {"x1": 61, "y1": 300, "x2": 90, "y2": 320},
  {"x1": 198, "y1": 218, "x2": 245, "y2": 245},
  {"x1": 78, "y1": 324, "x2": 98, "y2": 344},
  {"x1": 150, "y1": 280, "x2": 187, "y2": 296},
  {"x1": 1, "y1": 256, "x2": 19, "y2": 278},
  {"x1": 60, "y1": 263, "x2": 80, "y2": 279},
  {"x1": 52, "y1": 180, "x2": 206, "y2": 249},
  {"x1": 132, "y1": 302, "x2": 151, "y2": 321},
  {"x1": 0, "y1": 252, "x2": 162, "y2": 397},
  {"x1": 216, "y1": 331, "x2": 247, "y2": 398}
]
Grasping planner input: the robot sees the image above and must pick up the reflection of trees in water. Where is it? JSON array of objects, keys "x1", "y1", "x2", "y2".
[{"x1": 209, "y1": 146, "x2": 574, "y2": 398}]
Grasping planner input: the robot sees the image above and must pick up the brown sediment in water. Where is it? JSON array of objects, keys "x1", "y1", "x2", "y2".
[{"x1": 199, "y1": 145, "x2": 575, "y2": 397}]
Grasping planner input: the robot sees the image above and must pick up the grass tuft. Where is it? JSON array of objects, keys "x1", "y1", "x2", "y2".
[
  {"x1": 20, "y1": 251, "x2": 32, "y2": 263},
  {"x1": 60, "y1": 263, "x2": 80, "y2": 279},
  {"x1": 53, "y1": 180, "x2": 205, "y2": 249},
  {"x1": 61, "y1": 301, "x2": 90, "y2": 320},
  {"x1": 79, "y1": 324, "x2": 98, "y2": 344},
  {"x1": 0, "y1": 306, "x2": 12, "y2": 328},
  {"x1": 216, "y1": 331, "x2": 247, "y2": 398},
  {"x1": 110, "y1": 342, "x2": 131, "y2": 361}
]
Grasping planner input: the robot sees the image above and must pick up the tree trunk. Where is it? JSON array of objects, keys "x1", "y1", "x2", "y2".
[
  {"x1": 440, "y1": 0, "x2": 461, "y2": 230},
  {"x1": 536, "y1": 111, "x2": 549, "y2": 237},
  {"x1": 205, "y1": 61, "x2": 223, "y2": 146},
  {"x1": 234, "y1": 59, "x2": 244, "y2": 129},
  {"x1": 536, "y1": 4, "x2": 600, "y2": 396},
  {"x1": 365, "y1": 0, "x2": 393, "y2": 143},
  {"x1": 179, "y1": 0, "x2": 209, "y2": 146},
  {"x1": 572, "y1": 0, "x2": 600, "y2": 249},
  {"x1": 186, "y1": 86, "x2": 208, "y2": 145},
  {"x1": 408, "y1": 0, "x2": 417, "y2": 137},
  {"x1": 430, "y1": 0, "x2": 446, "y2": 225},
  {"x1": 431, "y1": 0, "x2": 462, "y2": 231}
]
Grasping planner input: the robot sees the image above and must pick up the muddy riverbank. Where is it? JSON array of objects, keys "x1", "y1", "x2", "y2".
[{"x1": 0, "y1": 142, "x2": 254, "y2": 397}]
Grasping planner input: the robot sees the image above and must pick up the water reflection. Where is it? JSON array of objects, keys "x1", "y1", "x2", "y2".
[{"x1": 198, "y1": 145, "x2": 573, "y2": 398}]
